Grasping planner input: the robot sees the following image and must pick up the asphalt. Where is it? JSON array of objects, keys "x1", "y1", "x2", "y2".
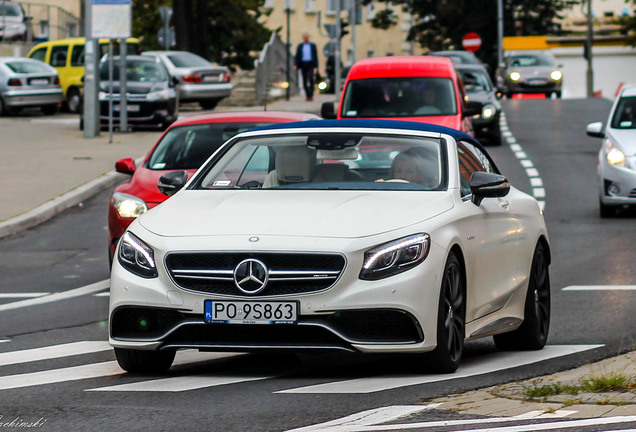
[{"x1": 0, "y1": 91, "x2": 633, "y2": 420}]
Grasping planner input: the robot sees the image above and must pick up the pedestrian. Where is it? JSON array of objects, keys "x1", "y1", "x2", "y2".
[{"x1": 294, "y1": 33, "x2": 318, "y2": 101}]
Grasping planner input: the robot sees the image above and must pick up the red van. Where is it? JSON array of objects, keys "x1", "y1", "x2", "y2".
[{"x1": 321, "y1": 56, "x2": 481, "y2": 134}]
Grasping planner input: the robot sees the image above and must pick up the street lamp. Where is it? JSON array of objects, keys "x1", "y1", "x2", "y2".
[{"x1": 285, "y1": 0, "x2": 291, "y2": 101}]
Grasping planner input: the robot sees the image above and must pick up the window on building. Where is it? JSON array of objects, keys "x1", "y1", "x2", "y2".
[
  {"x1": 39, "y1": 20, "x2": 49, "y2": 38},
  {"x1": 305, "y1": 0, "x2": 315, "y2": 12}
]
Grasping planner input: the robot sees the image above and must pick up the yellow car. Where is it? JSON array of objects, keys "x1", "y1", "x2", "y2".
[{"x1": 27, "y1": 37, "x2": 140, "y2": 113}]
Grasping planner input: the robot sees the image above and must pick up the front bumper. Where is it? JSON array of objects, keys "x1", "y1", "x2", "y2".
[
  {"x1": 599, "y1": 158, "x2": 636, "y2": 206},
  {"x1": 99, "y1": 100, "x2": 176, "y2": 125},
  {"x1": 504, "y1": 79, "x2": 562, "y2": 94}
]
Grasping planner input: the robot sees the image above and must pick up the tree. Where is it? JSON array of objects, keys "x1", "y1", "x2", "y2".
[
  {"x1": 623, "y1": 0, "x2": 636, "y2": 46},
  {"x1": 360, "y1": 0, "x2": 580, "y2": 70},
  {"x1": 132, "y1": 0, "x2": 272, "y2": 70}
]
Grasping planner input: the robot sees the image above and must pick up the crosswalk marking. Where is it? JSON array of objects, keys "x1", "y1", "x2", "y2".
[
  {"x1": 86, "y1": 374, "x2": 272, "y2": 392},
  {"x1": 0, "y1": 279, "x2": 110, "y2": 312},
  {"x1": 276, "y1": 345, "x2": 602, "y2": 394},
  {"x1": 0, "y1": 341, "x2": 111, "y2": 367},
  {"x1": 563, "y1": 285, "x2": 636, "y2": 291}
]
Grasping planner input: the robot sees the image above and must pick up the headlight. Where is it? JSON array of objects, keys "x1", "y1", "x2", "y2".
[
  {"x1": 481, "y1": 104, "x2": 496, "y2": 120},
  {"x1": 147, "y1": 89, "x2": 171, "y2": 101},
  {"x1": 550, "y1": 70, "x2": 563, "y2": 81},
  {"x1": 604, "y1": 139, "x2": 626, "y2": 167},
  {"x1": 509, "y1": 72, "x2": 521, "y2": 82},
  {"x1": 359, "y1": 233, "x2": 430, "y2": 280},
  {"x1": 118, "y1": 232, "x2": 157, "y2": 278},
  {"x1": 111, "y1": 192, "x2": 148, "y2": 218}
]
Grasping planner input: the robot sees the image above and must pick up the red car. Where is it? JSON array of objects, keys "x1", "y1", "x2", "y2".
[
  {"x1": 321, "y1": 56, "x2": 481, "y2": 134},
  {"x1": 108, "y1": 111, "x2": 320, "y2": 262}
]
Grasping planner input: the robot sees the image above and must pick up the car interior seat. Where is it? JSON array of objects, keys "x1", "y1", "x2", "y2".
[
  {"x1": 313, "y1": 163, "x2": 363, "y2": 182},
  {"x1": 262, "y1": 146, "x2": 317, "y2": 188}
]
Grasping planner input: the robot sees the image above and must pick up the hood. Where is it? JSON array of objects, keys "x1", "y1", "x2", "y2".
[
  {"x1": 139, "y1": 190, "x2": 454, "y2": 238},
  {"x1": 608, "y1": 128, "x2": 636, "y2": 156},
  {"x1": 516, "y1": 66, "x2": 558, "y2": 78},
  {"x1": 466, "y1": 90, "x2": 495, "y2": 105}
]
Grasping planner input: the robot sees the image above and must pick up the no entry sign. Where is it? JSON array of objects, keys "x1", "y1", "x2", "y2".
[{"x1": 462, "y1": 32, "x2": 482, "y2": 52}]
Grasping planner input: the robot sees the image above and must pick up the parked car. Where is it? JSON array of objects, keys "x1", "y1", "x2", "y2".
[
  {"x1": 0, "y1": 57, "x2": 62, "y2": 115},
  {"x1": 428, "y1": 50, "x2": 484, "y2": 67},
  {"x1": 495, "y1": 50, "x2": 563, "y2": 98},
  {"x1": 142, "y1": 51, "x2": 232, "y2": 110},
  {"x1": 108, "y1": 110, "x2": 320, "y2": 263},
  {"x1": 586, "y1": 83, "x2": 636, "y2": 217},
  {"x1": 321, "y1": 56, "x2": 481, "y2": 135},
  {"x1": 84, "y1": 55, "x2": 178, "y2": 131},
  {"x1": 27, "y1": 37, "x2": 141, "y2": 112},
  {"x1": 0, "y1": 1, "x2": 31, "y2": 41},
  {"x1": 456, "y1": 64, "x2": 503, "y2": 146},
  {"x1": 109, "y1": 119, "x2": 551, "y2": 374}
]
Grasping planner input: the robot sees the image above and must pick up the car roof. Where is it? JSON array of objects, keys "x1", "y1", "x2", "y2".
[
  {"x1": 346, "y1": 56, "x2": 457, "y2": 79},
  {"x1": 249, "y1": 119, "x2": 482, "y2": 146},
  {"x1": 168, "y1": 111, "x2": 320, "y2": 128},
  {"x1": 619, "y1": 84, "x2": 636, "y2": 97}
]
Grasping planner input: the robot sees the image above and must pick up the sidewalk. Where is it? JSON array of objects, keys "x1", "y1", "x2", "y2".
[
  {"x1": 0, "y1": 90, "x2": 634, "y2": 419},
  {"x1": 0, "y1": 92, "x2": 334, "y2": 239}
]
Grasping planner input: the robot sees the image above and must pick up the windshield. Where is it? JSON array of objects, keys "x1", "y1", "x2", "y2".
[
  {"x1": 166, "y1": 53, "x2": 211, "y2": 68},
  {"x1": 195, "y1": 132, "x2": 446, "y2": 191},
  {"x1": 147, "y1": 123, "x2": 274, "y2": 170},
  {"x1": 508, "y1": 53, "x2": 555, "y2": 67},
  {"x1": 611, "y1": 96, "x2": 636, "y2": 129},
  {"x1": 459, "y1": 69, "x2": 492, "y2": 92},
  {"x1": 0, "y1": 3, "x2": 21, "y2": 16},
  {"x1": 340, "y1": 77, "x2": 457, "y2": 118},
  {"x1": 99, "y1": 59, "x2": 167, "y2": 82}
]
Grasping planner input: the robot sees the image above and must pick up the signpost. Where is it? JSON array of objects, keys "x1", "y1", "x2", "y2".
[{"x1": 462, "y1": 32, "x2": 482, "y2": 52}]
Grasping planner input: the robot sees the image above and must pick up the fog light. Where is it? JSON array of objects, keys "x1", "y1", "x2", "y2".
[{"x1": 608, "y1": 183, "x2": 620, "y2": 196}]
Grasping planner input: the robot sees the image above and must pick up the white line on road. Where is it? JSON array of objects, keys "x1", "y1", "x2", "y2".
[
  {"x1": 0, "y1": 341, "x2": 111, "y2": 367},
  {"x1": 515, "y1": 409, "x2": 577, "y2": 419},
  {"x1": 563, "y1": 285, "x2": 636, "y2": 291},
  {"x1": 0, "y1": 292, "x2": 50, "y2": 298},
  {"x1": 0, "y1": 279, "x2": 109, "y2": 312},
  {"x1": 86, "y1": 374, "x2": 272, "y2": 392},
  {"x1": 276, "y1": 345, "x2": 602, "y2": 394}
]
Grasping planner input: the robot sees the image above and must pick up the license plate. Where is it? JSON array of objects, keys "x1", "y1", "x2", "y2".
[
  {"x1": 30, "y1": 79, "x2": 49, "y2": 85},
  {"x1": 204, "y1": 300, "x2": 297, "y2": 325},
  {"x1": 114, "y1": 104, "x2": 140, "y2": 112},
  {"x1": 203, "y1": 75, "x2": 218, "y2": 82},
  {"x1": 528, "y1": 79, "x2": 547, "y2": 86}
]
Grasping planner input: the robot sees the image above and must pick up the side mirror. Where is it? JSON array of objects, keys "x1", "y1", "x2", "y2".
[
  {"x1": 158, "y1": 170, "x2": 189, "y2": 196},
  {"x1": 463, "y1": 100, "x2": 483, "y2": 118},
  {"x1": 321, "y1": 102, "x2": 336, "y2": 119},
  {"x1": 115, "y1": 157, "x2": 136, "y2": 175},
  {"x1": 470, "y1": 171, "x2": 510, "y2": 206},
  {"x1": 586, "y1": 121, "x2": 604, "y2": 138}
]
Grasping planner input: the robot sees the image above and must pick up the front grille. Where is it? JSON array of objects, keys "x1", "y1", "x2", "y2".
[
  {"x1": 629, "y1": 188, "x2": 636, "y2": 198},
  {"x1": 165, "y1": 252, "x2": 346, "y2": 296}
]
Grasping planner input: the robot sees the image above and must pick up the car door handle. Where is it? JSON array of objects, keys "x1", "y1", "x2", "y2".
[{"x1": 499, "y1": 199, "x2": 510, "y2": 210}]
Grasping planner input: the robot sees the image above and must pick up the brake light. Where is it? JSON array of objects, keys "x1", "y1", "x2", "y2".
[
  {"x1": 182, "y1": 74, "x2": 201, "y2": 83},
  {"x1": 54, "y1": 76, "x2": 60, "y2": 85},
  {"x1": 223, "y1": 72, "x2": 231, "y2": 83},
  {"x1": 8, "y1": 78, "x2": 21, "y2": 87}
]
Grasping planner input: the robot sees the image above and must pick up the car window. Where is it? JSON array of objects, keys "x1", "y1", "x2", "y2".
[
  {"x1": 147, "y1": 123, "x2": 273, "y2": 171},
  {"x1": 457, "y1": 141, "x2": 494, "y2": 197},
  {"x1": 5, "y1": 60, "x2": 51, "y2": 74},
  {"x1": 50, "y1": 46, "x2": 69, "y2": 67},
  {"x1": 29, "y1": 48, "x2": 47, "y2": 63},
  {"x1": 341, "y1": 77, "x2": 457, "y2": 118},
  {"x1": 459, "y1": 70, "x2": 492, "y2": 92},
  {"x1": 99, "y1": 42, "x2": 140, "y2": 57},
  {"x1": 195, "y1": 133, "x2": 445, "y2": 190},
  {"x1": 99, "y1": 59, "x2": 167, "y2": 82},
  {"x1": 70, "y1": 45, "x2": 85, "y2": 66},
  {"x1": 610, "y1": 96, "x2": 636, "y2": 129},
  {"x1": 166, "y1": 53, "x2": 211, "y2": 68}
]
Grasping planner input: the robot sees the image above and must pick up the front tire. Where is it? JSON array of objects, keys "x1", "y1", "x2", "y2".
[
  {"x1": 425, "y1": 251, "x2": 465, "y2": 373},
  {"x1": 114, "y1": 348, "x2": 176, "y2": 373},
  {"x1": 66, "y1": 88, "x2": 81, "y2": 113},
  {"x1": 494, "y1": 242, "x2": 550, "y2": 351}
]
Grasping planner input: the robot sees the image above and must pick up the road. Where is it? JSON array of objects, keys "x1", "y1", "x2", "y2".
[{"x1": 0, "y1": 98, "x2": 634, "y2": 432}]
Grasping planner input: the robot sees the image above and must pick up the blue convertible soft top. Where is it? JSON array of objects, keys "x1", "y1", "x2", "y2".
[{"x1": 250, "y1": 118, "x2": 483, "y2": 147}]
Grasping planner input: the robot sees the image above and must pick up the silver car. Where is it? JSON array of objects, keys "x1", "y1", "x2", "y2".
[
  {"x1": 586, "y1": 84, "x2": 636, "y2": 217},
  {"x1": 495, "y1": 50, "x2": 563, "y2": 98},
  {"x1": 0, "y1": 57, "x2": 62, "y2": 115},
  {"x1": 142, "y1": 51, "x2": 232, "y2": 110},
  {"x1": 0, "y1": 1, "x2": 31, "y2": 41}
]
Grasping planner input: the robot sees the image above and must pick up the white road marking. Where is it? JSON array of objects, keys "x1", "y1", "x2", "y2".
[
  {"x1": 563, "y1": 285, "x2": 636, "y2": 291},
  {"x1": 520, "y1": 159, "x2": 534, "y2": 168},
  {"x1": 93, "y1": 292, "x2": 110, "y2": 297},
  {"x1": 287, "y1": 415, "x2": 636, "y2": 432},
  {"x1": 0, "y1": 341, "x2": 111, "y2": 367},
  {"x1": 526, "y1": 168, "x2": 540, "y2": 177},
  {"x1": 0, "y1": 292, "x2": 49, "y2": 298},
  {"x1": 530, "y1": 178, "x2": 543, "y2": 187},
  {"x1": 276, "y1": 345, "x2": 602, "y2": 394},
  {"x1": 86, "y1": 374, "x2": 272, "y2": 392},
  {"x1": 514, "y1": 151, "x2": 528, "y2": 159},
  {"x1": 0, "y1": 279, "x2": 109, "y2": 311},
  {"x1": 516, "y1": 409, "x2": 577, "y2": 419}
]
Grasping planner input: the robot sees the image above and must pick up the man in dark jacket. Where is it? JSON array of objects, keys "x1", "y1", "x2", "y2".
[{"x1": 294, "y1": 33, "x2": 318, "y2": 101}]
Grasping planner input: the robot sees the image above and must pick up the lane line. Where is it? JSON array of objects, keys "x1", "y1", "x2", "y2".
[
  {"x1": 0, "y1": 341, "x2": 111, "y2": 367},
  {"x1": 0, "y1": 279, "x2": 109, "y2": 312},
  {"x1": 0, "y1": 293, "x2": 50, "y2": 299},
  {"x1": 563, "y1": 285, "x2": 636, "y2": 291},
  {"x1": 86, "y1": 374, "x2": 272, "y2": 392},
  {"x1": 276, "y1": 345, "x2": 602, "y2": 394}
]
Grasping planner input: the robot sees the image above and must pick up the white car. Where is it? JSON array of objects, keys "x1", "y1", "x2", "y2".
[
  {"x1": 141, "y1": 51, "x2": 232, "y2": 110},
  {"x1": 109, "y1": 119, "x2": 551, "y2": 374},
  {"x1": 587, "y1": 84, "x2": 636, "y2": 217}
]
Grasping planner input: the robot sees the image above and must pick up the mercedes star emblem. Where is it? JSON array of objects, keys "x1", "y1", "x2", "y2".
[{"x1": 234, "y1": 259, "x2": 269, "y2": 294}]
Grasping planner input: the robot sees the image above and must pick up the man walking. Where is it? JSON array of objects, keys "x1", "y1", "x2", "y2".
[{"x1": 294, "y1": 33, "x2": 318, "y2": 101}]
